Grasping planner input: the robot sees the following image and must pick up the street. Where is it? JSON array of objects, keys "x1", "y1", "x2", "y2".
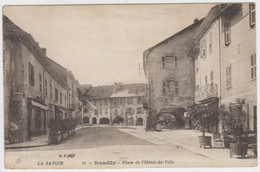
[{"x1": 5, "y1": 125, "x2": 257, "y2": 169}]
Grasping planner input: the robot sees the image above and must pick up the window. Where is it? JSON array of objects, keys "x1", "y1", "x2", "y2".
[
  {"x1": 105, "y1": 109, "x2": 108, "y2": 114},
  {"x1": 28, "y1": 62, "x2": 34, "y2": 86},
  {"x1": 250, "y1": 3, "x2": 256, "y2": 27},
  {"x1": 50, "y1": 80, "x2": 52, "y2": 99},
  {"x1": 162, "y1": 56, "x2": 176, "y2": 68},
  {"x1": 175, "y1": 81, "x2": 178, "y2": 94},
  {"x1": 162, "y1": 81, "x2": 167, "y2": 94},
  {"x1": 163, "y1": 80, "x2": 178, "y2": 95},
  {"x1": 127, "y1": 98, "x2": 133, "y2": 104},
  {"x1": 84, "y1": 108, "x2": 89, "y2": 113},
  {"x1": 175, "y1": 56, "x2": 178, "y2": 67},
  {"x1": 226, "y1": 65, "x2": 232, "y2": 89},
  {"x1": 251, "y1": 53, "x2": 256, "y2": 80},
  {"x1": 205, "y1": 75, "x2": 208, "y2": 85},
  {"x1": 60, "y1": 92, "x2": 62, "y2": 104},
  {"x1": 39, "y1": 73, "x2": 42, "y2": 92},
  {"x1": 137, "y1": 97, "x2": 142, "y2": 103},
  {"x1": 127, "y1": 108, "x2": 134, "y2": 115},
  {"x1": 224, "y1": 19, "x2": 231, "y2": 45},
  {"x1": 99, "y1": 100, "x2": 102, "y2": 105},
  {"x1": 169, "y1": 81, "x2": 174, "y2": 93},
  {"x1": 121, "y1": 108, "x2": 123, "y2": 114},
  {"x1": 209, "y1": 32, "x2": 213, "y2": 54},
  {"x1": 105, "y1": 100, "x2": 107, "y2": 105},
  {"x1": 100, "y1": 109, "x2": 102, "y2": 114},
  {"x1": 44, "y1": 79, "x2": 48, "y2": 96},
  {"x1": 65, "y1": 96, "x2": 67, "y2": 107},
  {"x1": 115, "y1": 109, "x2": 118, "y2": 115},
  {"x1": 210, "y1": 71, "x2": 214, "y2": 84},
  {"x1": 55, "y1": 88, "x2": 58, "y2": 102},
  {"x1": 162, "y1": 57, "x2": 165, "y2": 68},
  {"x1": 253, "y1": 106, "x2": 257, "y2": 132},
  {"x1": 137, "y1": 107, "x2": 143, "y2": 114},
  {"x1": 201, "y1": 39, "x2": 207, "y2": 58}
]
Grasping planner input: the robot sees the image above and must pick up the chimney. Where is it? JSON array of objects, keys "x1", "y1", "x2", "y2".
[
  {"x1": 194, "y1": 18, "x2": 199, "y2": 23},
  {"x1": 41, "y1": 48, "x2": 46, "y2": 56}
]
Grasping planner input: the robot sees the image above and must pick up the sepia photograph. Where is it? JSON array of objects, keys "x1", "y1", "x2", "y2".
[{"x1": 1, "y1": 1, "x2": 258, "y2": 169}]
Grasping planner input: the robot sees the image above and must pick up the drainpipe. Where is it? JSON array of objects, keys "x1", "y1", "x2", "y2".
[
  {"x1": 218, "y1": 18, "x2": 222, "y2": 102},
  {"x1": 42, "y1": 69, "x2": 47, "y2": 134},
  {"x1": 218, "y1": 17, "x2": 223, "y2": 133}
]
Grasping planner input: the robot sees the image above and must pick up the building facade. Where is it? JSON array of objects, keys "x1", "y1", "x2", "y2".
[
  {"x1": 190, "y1": 3, "x2": 256, "y2": 132},
  {"x1": 143, "y1": 19, "x2": 203, "y2": 130},
  {"x1": 3, "y1": 16, "x2": 82, "y2": 143},
  {"x1": 81, "y1": 83, "x2": 146, "y2": 126}
]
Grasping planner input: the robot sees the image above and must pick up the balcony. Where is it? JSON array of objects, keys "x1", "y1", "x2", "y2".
[{"x1": 195, "y1": 84, "x2": 218, "y2": 102}]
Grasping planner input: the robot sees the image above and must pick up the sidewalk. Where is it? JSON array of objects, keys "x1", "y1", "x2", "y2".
[
  {"x1": 5, "y1": 135, "x2": 49, "y2": 150},
  {"x1": 5, "y1": 125, "x2": 85, "y2": 150},
  {"x1": 120, "y1": 126, "x2": 257, "y2": 162}
]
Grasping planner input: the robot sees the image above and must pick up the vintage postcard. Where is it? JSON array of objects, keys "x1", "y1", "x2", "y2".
[{"x1": 2, "y1": 1, "x2": 258, "y2": 169}]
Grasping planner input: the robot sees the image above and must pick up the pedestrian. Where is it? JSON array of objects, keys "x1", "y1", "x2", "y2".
[{"x1": 156, "y1": 122, "x2": 162, "y2": 132}]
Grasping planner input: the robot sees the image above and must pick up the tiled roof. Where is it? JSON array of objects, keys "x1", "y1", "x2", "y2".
[
  {"x1": 144, "y1": 18, "x2": 204, "y2": 54},
  {"x1": 90, "y1": 83, "x2": 145, "y2": 99},
  {"x1": 193, "y1": 5, "x2": 223, "y2": 41},
  {"x1": 90, "y1": 85, "x2": 114, "y2": 99},
  {"x1": 3, "y1": 15, "x2": 70, "y2": 90},
  {"x1": 110, "y1": 89, "x2": 144, "y2": 98}
]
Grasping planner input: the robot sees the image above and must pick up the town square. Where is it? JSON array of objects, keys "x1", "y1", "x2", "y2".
[{"x1": 2, "y1": 2, "x2": 258, "y2": 169}]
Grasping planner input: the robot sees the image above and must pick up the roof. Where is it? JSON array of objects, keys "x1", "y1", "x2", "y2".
[
  {"x1": 3, "y1": 15, "x2": 70, "y2": 90},
  {"x1": 144, "y1": 18, "x2": 204, "y2": 55},
  {"x1": 193, "y1": 4, "x2": 223, "y2": 41},
  {"x1": 143, "y1": 18, "x2": 204, "y2": 74},
  {"x1": 90, "y1": 83, "x2": 145, "y2": 99},
  {"x1": 90, "y1": 85, "x2": 114, "y2": 99},
  {"x1": 110, "y1": 89, "x2": 144, "y2": 98}
]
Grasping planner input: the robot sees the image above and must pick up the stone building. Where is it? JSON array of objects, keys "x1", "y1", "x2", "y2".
[
  {"x1": 3, "y1": 16, "x2": 82, "y2": 143},
  {"x1": 190, "y1": 3, "x2": 256, "y2": 132},
  {"x1": 143, "y1": 19, "x2": 203, "y2": 130},
  {"x1": 81, "y1": 83, "x2": 146, "y2": 126}
]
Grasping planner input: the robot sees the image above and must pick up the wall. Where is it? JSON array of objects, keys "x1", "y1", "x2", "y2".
[
  {"x1": 195, "y1": 19, "x2": 221, "y2": 101},
  {"x1": 146, "y1": 22, "x2": 200, "y2": 112},
  {"x1": 220, "y1": 3, "x2": 256, "y2": 131}
]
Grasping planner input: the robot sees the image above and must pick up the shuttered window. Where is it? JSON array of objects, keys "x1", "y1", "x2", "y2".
[{"x1": 251, "y1": 54, "x2": 256, "y2": 80}]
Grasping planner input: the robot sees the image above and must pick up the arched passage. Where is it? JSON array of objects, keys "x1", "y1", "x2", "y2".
[
  {"x1": 99, "y1": 118, "x2": 110, "y2": 124},
  {"x1": 113, "y1": 116, "x2": 124, "y2": 124},
  {"x1": 136, "y1": 118, "x2": 144, "y2": 126},
  {"x1": 83, "y1": 117, "x2": 89, "y2": 124},
  {"x1": 92, "y1": 117, "x2": 97, "y2": 124}
]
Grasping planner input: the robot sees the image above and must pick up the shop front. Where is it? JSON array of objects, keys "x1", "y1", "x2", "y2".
[{"x1": 28, "y1": 98, "x2": 48, "y2": 139}]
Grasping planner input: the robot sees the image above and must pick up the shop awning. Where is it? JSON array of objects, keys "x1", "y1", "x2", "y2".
[{"x1": 31, "y1": 100, "x2": 48, "y2": 110}]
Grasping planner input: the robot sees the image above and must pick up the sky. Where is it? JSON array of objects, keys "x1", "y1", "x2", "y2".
[{"x1": 3, "y1": 3, "x2": 215, "y2": 86}]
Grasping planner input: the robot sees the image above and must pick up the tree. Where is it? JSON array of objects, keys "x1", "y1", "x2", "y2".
[{"x1": 189, "y1": 100, "x2": 219, "y2": 136}]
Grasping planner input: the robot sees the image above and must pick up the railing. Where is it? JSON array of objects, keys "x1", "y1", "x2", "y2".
[{"x1": 195, "y1": 84, "x2": 218, "y2": 102}]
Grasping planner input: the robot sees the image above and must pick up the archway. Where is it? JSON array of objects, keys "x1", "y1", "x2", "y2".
[
  {"x1": 136, "y1": 118, "x2": 143, "y2": 126},
  {"x1": 128, "y1": 117, "x2": 134, "y2": 125},
  {"x1": 113, "y1": 116, "x2": 124, "y2": 124},
  {"x1": 92, "y1": 117, "x2": 97, "y2": 124},
  {"x1": 99, "y1": 118, "x2": 110, "y2": 124},
  {"x1": 83, "y1": 117, "x2": 89, "y2": 124}
]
